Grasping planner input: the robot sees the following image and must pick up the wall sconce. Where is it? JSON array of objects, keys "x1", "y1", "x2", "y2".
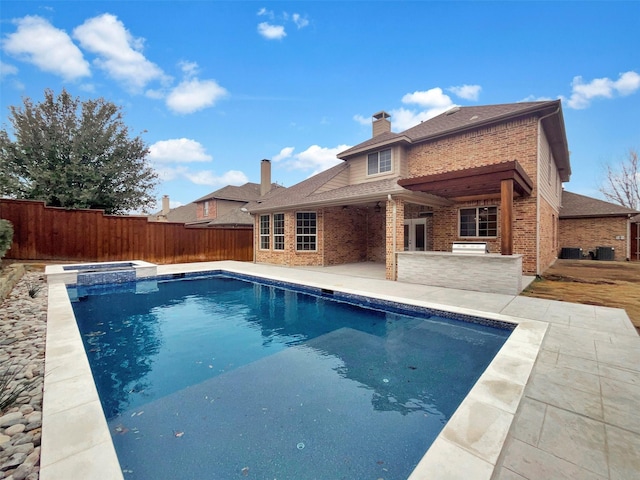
[{"x1": 374, "y1": 202, "x2": 381, "y2": 213}]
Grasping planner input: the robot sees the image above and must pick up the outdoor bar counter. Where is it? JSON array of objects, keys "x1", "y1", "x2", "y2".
[{"x1": 396, "y1": 251, "x2": 523, "y2": 295}]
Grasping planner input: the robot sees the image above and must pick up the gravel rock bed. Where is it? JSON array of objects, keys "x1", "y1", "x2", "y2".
[{"x1": 0, "y1": 272, "x2": 47, "y2": 480}]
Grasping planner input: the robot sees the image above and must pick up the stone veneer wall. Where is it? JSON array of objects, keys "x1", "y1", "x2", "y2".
[
  {"x1": 406, "y1": 116, "x2": 541, "y2": 274},
  {"x1": 397, "y1": 251, "x2": 523, "y2": 295},
  {"x1": 559, "y1": 216, "x2": 630, "y2": 261}
]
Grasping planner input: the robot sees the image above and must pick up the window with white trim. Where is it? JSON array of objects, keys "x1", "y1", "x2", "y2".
[
  {"x1": 296, "y1": 212, "x2": 317, "y2": 251},
  {"x1": 459, "y1": 206, "x2": 497, "y2": 237},
  {"x1": 367, "y1": 148, "x2": 392, "y2": 175},
  {"x1": 259, "y1": 214, "x2": 270, "y2": 249},
  {"x1": 203, "y1": 201, "x2": 209, "y2": 217},
  {"x1": 273, "y1": 213, "x2": 284, "y2": 250}
]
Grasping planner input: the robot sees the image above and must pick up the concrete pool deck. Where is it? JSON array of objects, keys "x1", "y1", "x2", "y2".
[{"x1": 40, "y1": 261, "x2": 640, "y2": 479}]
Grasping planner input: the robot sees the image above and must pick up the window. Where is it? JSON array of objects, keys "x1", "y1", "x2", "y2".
[
  {"x1": 273, "y1": 213, "x2": 284, "y2": 250},
  {"x1": 367, "y1": 148, "x2": 392, "y2": 175},
  {"x1": 203, "y1": 201, "x2": 209, "y2": 217},
  {"x1": 459, "y1": 207, "x2": 497, "y2": 237},
  {"x1": 259, "y1": 215, "x2": 270, "y2": 249},
  {"x1": 296, "y1": 212, "x2": 317, "y2": 251}
]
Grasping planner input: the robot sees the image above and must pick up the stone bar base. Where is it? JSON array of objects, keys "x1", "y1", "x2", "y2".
[{"x1": 397, "y1": 251, "x2": 523, "y2": 295}]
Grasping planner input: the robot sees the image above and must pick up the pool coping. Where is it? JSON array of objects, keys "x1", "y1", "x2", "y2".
[{"x1": 40, "y1": 261, "x2": 548, "y2": 480}]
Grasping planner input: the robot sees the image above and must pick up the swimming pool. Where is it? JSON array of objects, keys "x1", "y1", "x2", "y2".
[{"x1": 69, "y1": 271, "x2": 512, "y2": 479}]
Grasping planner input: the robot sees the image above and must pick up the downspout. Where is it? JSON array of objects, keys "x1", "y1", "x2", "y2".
[
  {"x1": 536, "y1": 107, "x2": 560, "y2": 276},
  {"x1": 388, "y1": 194, "x2": 397, "y2": 280},
  {"x1": 627, "y1": 215, "x2": 631, "y2": 261}
]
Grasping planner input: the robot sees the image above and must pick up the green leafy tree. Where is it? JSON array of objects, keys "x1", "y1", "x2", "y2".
[
  {"x1": 0, "y1": 89, "x2": 158, "y2": 214},
  {"x1": 599, "y1": 148, "x2": 640, "y2": 210}
]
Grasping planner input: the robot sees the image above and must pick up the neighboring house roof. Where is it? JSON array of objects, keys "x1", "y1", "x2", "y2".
[
  {"x1": 206, "y1": 207, "x2": 253, "y2": 227},
  {"x1": 339, "y1": 100, "x2": 571, "y2": 182},
  {"x1": 194, "y1": 182, "x2": 282, "y2": 203},
  {"x1": 560, "y1": 191, "x2": 640, "y2": 218},
  {"x1": 149, "y1": 202, "x2": 198, "y2": 223}
]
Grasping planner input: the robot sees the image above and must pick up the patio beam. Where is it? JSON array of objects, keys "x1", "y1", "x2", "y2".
[{"x1": 501, "y1": 179, "x2": 514, "y2": 255}]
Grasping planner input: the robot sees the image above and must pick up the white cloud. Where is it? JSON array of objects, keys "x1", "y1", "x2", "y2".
[
  {"x1": 282, "y1": 144, "x2": 351, "y2": 175},
  {"x1": 614, "y1": 71, "x2": 640, "y2": 95},
  {"x1": 148, "y1": 138, "x2": 213, "y2": 163},
  {"x1": 73, "y1": 13, "x2": 165, "y2": 92},
  {"x1": 402, "y1": 87, "x2": 453, "y2": 108},
  {"x1": 448, "y1": 84, "x2": 482, "y2": 101},
  {"x1": 179, "y1": 60, "x2": 199, "y2": 78},
  {"x1": 292, "y1": 14, "x2": 309, "y2": 29},
  {"x1": 154, "y1": 165, "x2": 188, "y2": 182},
  {"x1": 353, "y1": 114, "x2": 370, "y2": 126},
  {"x1": 184, "y1": 170, "x2": 249, "y2": 187},
  {"x1": 0, "y1": 60, "x2": 18, "y2": 78},
  {"x1": 2, "y1": 15, "x2": 90, "y2": 81},
  {"x1": 566, "y1": 71, "x2": 640, "y2": 109},
  {"x1": 257, "y1": 8, "x2": 273, "y2": 18},
  {"x1": 166, "y1": 78, "x2": 228, "y2": 114},
  {"x1": 520, "y1": 94, "x2": 554, "y2": 102},
  {"x1": 273, "y1": 146, "x2": 295, "y2": 162},
  {"x1": 258, "y1": 22, "x2": 286, "y2": 40},
  {"x1": 389, "y1": 107, "x2": 452, "y2": 132}
]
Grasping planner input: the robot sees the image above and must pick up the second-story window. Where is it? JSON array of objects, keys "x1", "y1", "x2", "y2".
[
  {"x1": 204, "y1": 201, "x2": 209, "y2": 217},
  {"x1": 367, "y1": 148, "x2": 392, "y2": 175}
]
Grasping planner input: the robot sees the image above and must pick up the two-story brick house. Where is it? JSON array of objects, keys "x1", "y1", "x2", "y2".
[{"x1": 247, "y1": 100, "x2": 571, "y2": 286}]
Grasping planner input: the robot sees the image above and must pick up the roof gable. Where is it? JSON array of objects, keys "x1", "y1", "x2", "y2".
[{"x1": 338, "y1": 100, "x2": 570, "y2": 182}]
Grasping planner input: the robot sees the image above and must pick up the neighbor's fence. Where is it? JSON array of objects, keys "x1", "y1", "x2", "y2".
[{"x1": 0, "y1": 199, "x2": 253, "y2": 264}]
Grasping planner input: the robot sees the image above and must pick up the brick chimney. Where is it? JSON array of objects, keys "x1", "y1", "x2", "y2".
[
  {"x1": 260, "y1": 159, "x2": 271, "y2": 196},
  {"x1": 372, "y1": 111, "x2": 391, "y2": 137}
]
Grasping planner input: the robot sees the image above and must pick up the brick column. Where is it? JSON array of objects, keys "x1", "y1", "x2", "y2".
[{"x1": 385, "y1": 198, "x2": 404, "y2": 280}]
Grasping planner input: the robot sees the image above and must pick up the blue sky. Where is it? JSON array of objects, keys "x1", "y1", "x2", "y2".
[{"x1": 1, "y1": 1, "x2": 639, "y2": 211}]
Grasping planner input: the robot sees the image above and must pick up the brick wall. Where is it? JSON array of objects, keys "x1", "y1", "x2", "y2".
[
  {"x1": 323, "y1": 207, "x2": 368, "y2": 265},
  {"x1": 559, "y1": 217, "x2": 630, "y2": 261},
  {"x1": 407, "y1": 115, "x2": 542, "y2": 274},
  {"x1": 254, "y1": 207, "x2": 386, "y2": 267},
  {"x1": 386, "y1": 198, "x2": 405, "y2": 280},
  {"x1": 195, "y1": 200, "x2": 217, "y2": 220}
]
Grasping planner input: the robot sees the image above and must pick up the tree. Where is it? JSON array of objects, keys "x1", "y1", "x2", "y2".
[
  {"x1": 0, "y1": 89, "x2": 158, "y2": 214},
  {"x1": 599, "y1": 148, "x2": 640, "y2": 210}
]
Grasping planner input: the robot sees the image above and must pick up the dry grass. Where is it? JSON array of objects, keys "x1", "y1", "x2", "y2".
[{"x1": 522, "y1": 260, "x2": 640, "y2": 330}]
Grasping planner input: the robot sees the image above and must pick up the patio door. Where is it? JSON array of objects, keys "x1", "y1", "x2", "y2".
[{"x1": 404, "y1": 219, "x2": 426, "y2": 251}]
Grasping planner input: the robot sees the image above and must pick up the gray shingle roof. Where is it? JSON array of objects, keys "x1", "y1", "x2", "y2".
[
  {"x1": 194, "y1": 182, "x2": 281, "y2": 203},
  {"x1": 246, "y1": 163, "x2": 449, "y2": 213},
  {"x1": 149, "y1": 202, "x2": 198, "y2": 223},
  {"x1": 560, "y1": 191, "x2": 639, "y2": 218},
  {"x1": 206, "y1": 207, "x2": 253, "y2": 226}
]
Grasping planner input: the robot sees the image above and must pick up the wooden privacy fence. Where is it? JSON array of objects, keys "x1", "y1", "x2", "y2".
[{"x1": 0, "y1": 199, "x2": 253, "y2": 264}]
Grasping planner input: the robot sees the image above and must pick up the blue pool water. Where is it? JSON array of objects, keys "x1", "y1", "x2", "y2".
[{"x1": 70, "y1": 273, "x2": 512, "y2": 480}]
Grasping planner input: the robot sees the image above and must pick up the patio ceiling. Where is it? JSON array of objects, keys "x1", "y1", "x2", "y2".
[{"x1": 398, "y1": 160, "x2": 533, "y2": 200}]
